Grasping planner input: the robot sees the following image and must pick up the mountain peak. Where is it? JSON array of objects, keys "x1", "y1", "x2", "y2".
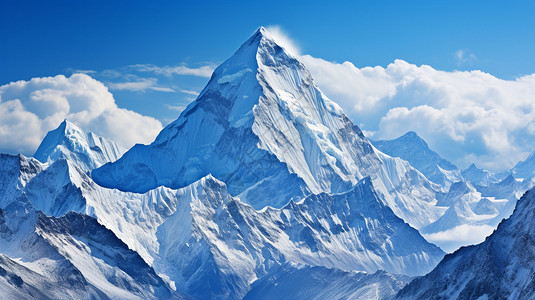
[
  {"x1": 402, "y1": 131, "x2": 420, "y2": 139},
  {"x1": 466, "y1": 163, "x2": 478, "y2": 170},
  {"x1": 34, "y1": 120, "x2": 125, "y2": 172},
  {"x1": 92, "y1": 27, "x2": 438, "y2": 231},
  {"x1": 398, "y1": 131, "x2": 427, "y2": 146},
  {"x1": 92, "y1": 27, "x2": 377, "y2": 207}
]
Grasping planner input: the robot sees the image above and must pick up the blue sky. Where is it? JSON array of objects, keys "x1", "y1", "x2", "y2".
[{"x1": 1, "y1": 1, "x2": 535, "y2": 170}]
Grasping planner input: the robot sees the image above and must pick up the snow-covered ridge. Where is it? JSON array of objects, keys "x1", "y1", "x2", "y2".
[{"x1": 0, "y1": 148, "x2": 444, "y2": 298}]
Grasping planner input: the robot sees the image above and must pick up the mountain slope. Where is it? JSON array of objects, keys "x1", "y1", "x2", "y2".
[
  {"x1": 396, "y1": 187, "x2": 535, "y2": 299},
  {"x1": 92, "y1": 27, "x2": 441, "y2": 229},
  {"x1": 373, "y1": 131, "x2": 461, "y2": 186},
  {"x1": 154, "y1": 176, "x2": 443, "y2": 298},
  {"x1": 34, "y1": 120, "x2": 126, "y2": 172}
]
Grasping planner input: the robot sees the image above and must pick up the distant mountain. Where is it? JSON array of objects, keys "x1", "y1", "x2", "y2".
[
  {"x1": 373, "y1": 131, "x2": 461, "y2": 186},
  {"x1": 34, "y1": 120, "x2": 126, "y2": 172},
  {"x1": 512, "y1": 150, "x2": 535, "y2": 179},
  {"x1": 461, "y1": 163, "x2": 508, "y2": 186},
  {"x1": 397, "y1": 187, "x2": 535, "y2": 299}
]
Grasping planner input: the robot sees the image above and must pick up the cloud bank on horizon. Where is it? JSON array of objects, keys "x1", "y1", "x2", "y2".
[
  {"x1": 1, "y1": 28, "x2": 535, "y2": 171},
  {"x1": 0, "y1": 74, "x2": 163, "y2": 155}
]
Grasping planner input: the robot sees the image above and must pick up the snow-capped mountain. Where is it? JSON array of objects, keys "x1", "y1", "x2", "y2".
[
  {"x1": 372, "y1": 131, "x2": 533, "y2": 252},
  {"x1": 34, "y1": 120, "x2": 126, "y2": 173},
  {"x1": 0, "y1": 120, "x2": 444, "y2": 298},
  {"x1": 396, "y1": 186, "x2": 535, "y2": 299},
  {"x1": 420, "y1": 176, "x2": 530, "y2": 252},
  {"x1": 153, "y1": 176, "x2": 442, "y2": 298},
  {"x1": 373, "y1": 131, "x2": 461, "y2": 186},
  {"x1": 93, "y1": 27, "x2": 442, "y2": 229}
]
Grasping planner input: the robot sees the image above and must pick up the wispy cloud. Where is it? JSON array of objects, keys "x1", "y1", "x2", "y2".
[
  {"x1": 166, "y1": 104, "x2": 187, "y2": 112},
  {"x1": 69, "y1": 69, "x2": 96, "y2": 75},
  {"x1": 454, "y1": 49, "x2": 477, "y2": 65},
  {"x1": 132, "y1": 64, "x2": 215, "y2": 78},
  {"x1": 265, "y1": 25, "x2": 301, "y2": 56},
  {"x1": 107, "y1": 78, "x2": 175, "y2": 93},
  {"x1": 179, "y1": 89, "x2": 200, "y2": 96}
]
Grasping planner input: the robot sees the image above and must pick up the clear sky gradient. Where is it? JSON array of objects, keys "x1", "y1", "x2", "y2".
[
  {"x1": 3, "y1": 0, "x2": 534, "y2": 82},
  {"x1": 1, "y1": 0, "x2": 535, "y2": 170}
]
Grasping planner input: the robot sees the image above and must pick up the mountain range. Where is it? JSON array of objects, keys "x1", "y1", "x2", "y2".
[{"x1": 1, "y1": 27, "x2": 534, "y2": 299}]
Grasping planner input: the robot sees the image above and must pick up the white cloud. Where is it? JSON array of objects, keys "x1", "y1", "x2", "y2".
[
  {"x1": 0, "y1": 74, "x2": 163, "y2": 155},
  {"x1": 178, "y1": 89, "x2": 199, "y2": 96},
  {"x1": 107, "y1": 78, "x2": 175, "y2": 92},
  {"x1": 422, "y1": 224, "x2": 495, "y2": 253},
  {"x1": 265, "y1": 25, "x2": 301, "y2": 56},
  {"x1": 132, "y1": 64, "x2": 215, "y2": 78},
  {"x1": 301, "y1": 56, "x2": 535, "y2": 170}
]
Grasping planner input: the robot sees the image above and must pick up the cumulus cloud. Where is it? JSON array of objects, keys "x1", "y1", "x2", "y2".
[
  {"x1": 132, "y1": 64, "x2": 215, "y2": 78},
  {"x1": 0, "y1": 73, "x2": 163, "y2": 155},
  {"x1": 301, "y1": 56, "x2": 535, "y2": 170}
]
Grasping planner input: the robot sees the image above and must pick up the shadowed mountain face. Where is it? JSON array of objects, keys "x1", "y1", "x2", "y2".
[
  {"x1": 396, "y1": 187, "x2": 535, "y2": 299},
  {"x1": 0, "y1": 204, "x2": 178, "y2": 299}
]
